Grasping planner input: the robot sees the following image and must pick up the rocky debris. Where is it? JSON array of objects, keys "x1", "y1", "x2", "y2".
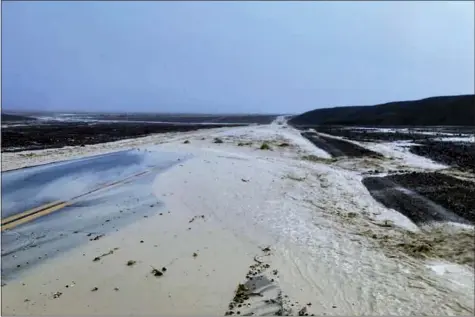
[
  {"x1": 89, "y1": 234, "x2": 104, "y2": 241},
  {"x1": 92, "y1": 249, "x2": 116, "y2": 262},
  {"x1": 52, "y1": 291, "x2": 62, "y2": 299},
  {"x1": 233, "y1": 284, "x2": 251, "y2": 304},
  {"x1": 245, "y1": 256, "x2": 269, "y2": 279},
  {"x1": 126, "y1": 260, "x2": 137, "y2": 266},
  {"x1": 183, "y1": 140, "x2": 190, "y2": 144},
  {"x1": 298, "y1": 306, "x2": 307, "y2": 316},
  {"x1": 214, "y1": 138, "x2": 224, "y2": 144},
  {"x1": 224, "y1": 247, "x2": 299, "y2": 316},
  {"x1": 151, "y1": 266, "x2": 164, "y2": 277},
  {"x1": 260, "y1": 143, "x2": 272, "y2": 150},
  {"x1": 261, "y1": 246, "x2": 271, "y2": 253},
  {"x1": 189, "y1": 215, "x2": 205, "y2": 223}
]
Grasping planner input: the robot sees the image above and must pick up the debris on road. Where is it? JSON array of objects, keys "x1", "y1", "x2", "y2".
[{"x1": 52, "y1": 292, "x2": 62, "y2": 299}]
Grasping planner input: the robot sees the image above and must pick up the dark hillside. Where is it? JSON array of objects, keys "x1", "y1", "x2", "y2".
[
  {"x1": 290, "y1": 94, "x2": 475, "y2": 126},
  {"x1": 2, "y1": 113, "x2": 36, "y2": 122}
]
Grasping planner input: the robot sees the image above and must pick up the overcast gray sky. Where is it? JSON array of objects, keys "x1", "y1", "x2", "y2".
[{"x1": 2, "y1": 1, "x2": 474, "y2": 114}]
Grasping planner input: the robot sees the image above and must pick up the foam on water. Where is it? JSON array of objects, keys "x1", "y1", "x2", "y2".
[{"x1": 426, "y1": 260, "x2": 474, "y2": 289}]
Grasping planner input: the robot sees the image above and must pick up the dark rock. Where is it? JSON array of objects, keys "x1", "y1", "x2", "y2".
[
  {"x1": 1, "y1": 121, "x2": 258, "y2": 152},
  {"x1": 151, "y1": 267, "x2": 163, "y2": 277},
  {"x1": 126, "y1": 260, "x2": 137, "y2": 266}
]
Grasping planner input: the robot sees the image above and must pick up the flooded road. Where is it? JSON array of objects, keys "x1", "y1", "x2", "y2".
[{"x1": 1, "y1": 149, "x2": 189, "y2": 281}]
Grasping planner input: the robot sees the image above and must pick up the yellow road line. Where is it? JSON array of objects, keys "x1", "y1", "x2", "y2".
[
  {"x1": 70, "y1": 170, "x2": 151, "y2": 200},
  {"x1": 1, "y1": 167, "x2": 159, "y2": 231},
  {"x1": 1, "y1": 202, "x2": 70, "y2": 231},
  {"x1": 1, "y1": 201, "x2": 64, "y2": 225}
]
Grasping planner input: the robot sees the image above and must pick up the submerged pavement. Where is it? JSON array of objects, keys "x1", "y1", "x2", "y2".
[{"x1": 1, "y1": 148, "x2": 189, "y2": 281}]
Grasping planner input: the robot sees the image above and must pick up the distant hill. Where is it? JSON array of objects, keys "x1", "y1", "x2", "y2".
[
  {"x1": 289, "y1": 94, "x2": 475, "y2": 126},
  {"x1": 2, "y1": 113, "x2": 36, "y2": 122}
]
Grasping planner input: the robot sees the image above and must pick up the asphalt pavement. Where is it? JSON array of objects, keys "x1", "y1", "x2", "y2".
[{"x1": 1, "y1": 148, "x2": 189, "y2": 281}]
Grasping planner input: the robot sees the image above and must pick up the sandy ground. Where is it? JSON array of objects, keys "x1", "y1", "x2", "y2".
[{"x1": 1, "y1": 120, "x2": 474, "y2": 315}]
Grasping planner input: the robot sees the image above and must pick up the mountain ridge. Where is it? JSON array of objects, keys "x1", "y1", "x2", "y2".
[{"x1": 289, "y1": 94, "x2": 475, "y2": 126}]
